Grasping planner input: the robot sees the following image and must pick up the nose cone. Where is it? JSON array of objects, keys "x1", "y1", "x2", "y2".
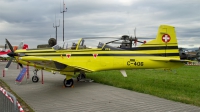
[{"x1": 7, "y1": 52, "x2": 18, "y2": 57}]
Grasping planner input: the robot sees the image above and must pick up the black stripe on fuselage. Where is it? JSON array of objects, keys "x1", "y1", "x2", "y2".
[
  {"x1": 22, "y1": 45, "x2": 178, "y2": 53},
  {"x1": 70, "y1": 53, "x2": 180, "y2": 57},
  {"x1": 121, "y1": 46, "x2": 178, "y2": 51}
]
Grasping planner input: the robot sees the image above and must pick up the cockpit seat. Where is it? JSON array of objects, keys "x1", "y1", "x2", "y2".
[{"x1": 71, "y1": 43, "x2": 86, "y2": 49}]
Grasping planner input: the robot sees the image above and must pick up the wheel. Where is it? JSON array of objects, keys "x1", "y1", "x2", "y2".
[
  {"x1": 77, "y1": 73, "x2": 86, "y2": 81},
  {"x1": 63, "y1": 79, "x2": 74, "y2": 87},
  {"x1": 32, "y1": 76, "x2": 39, "y2": 83}
]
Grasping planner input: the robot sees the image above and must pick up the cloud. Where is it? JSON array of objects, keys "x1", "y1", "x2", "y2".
[{"x1": 0, "y1": 0, "x2": 200, "y2": 48}]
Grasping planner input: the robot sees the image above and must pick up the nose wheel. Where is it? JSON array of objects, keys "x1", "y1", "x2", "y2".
[
  {"x1": 32, "y1": 69, "x2": 39, "y2": 83},
  {"x1": 63, "y1": 79, "x2": 74, "y2": 87},
  {"x1": 32, "y1": 76, "x2": 39, "y2": 83}
]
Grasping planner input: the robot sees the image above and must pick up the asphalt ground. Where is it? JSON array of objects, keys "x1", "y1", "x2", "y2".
[{"x1": 1, "y1": 62, "x2": 200, "y2": 112}]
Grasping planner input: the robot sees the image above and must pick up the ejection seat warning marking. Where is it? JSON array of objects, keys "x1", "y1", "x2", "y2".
[
  {"x1": 16, "y1": 67, "x2": 27, "y2": 82},
  {"x1": 93, "y1": 54, "x2": 98, "y2": 58},
  {"x1": 66, "y1": 54, "x2": 71, "y2": 59}
]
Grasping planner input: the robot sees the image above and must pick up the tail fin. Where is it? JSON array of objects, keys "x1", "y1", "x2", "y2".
[
  {"x1": 23, "y1": 44, "x2": 28, "y2": 49},
  {"x1": 141, "y1": 25, "x2": 180, "y2": 59}
]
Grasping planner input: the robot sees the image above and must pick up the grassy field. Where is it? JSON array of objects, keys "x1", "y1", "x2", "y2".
[{"x1": 86, "y1": 65, "x2": 200, "y2": 106}]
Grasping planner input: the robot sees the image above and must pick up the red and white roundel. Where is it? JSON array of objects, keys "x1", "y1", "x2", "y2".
[{"x1": 162, "y1": 34, "x2": 171, "y2": 43}]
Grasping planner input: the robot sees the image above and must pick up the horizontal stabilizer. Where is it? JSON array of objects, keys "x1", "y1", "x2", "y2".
[
  {"x1": 151, "y1": 58, "x2": 190, "y2": 62},
  {"x1": 169, "y1": 59, "x2": 191, "y2": 62}
]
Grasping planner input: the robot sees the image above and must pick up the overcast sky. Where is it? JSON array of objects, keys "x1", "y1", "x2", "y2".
[{"x1": 0, "y1": 0, "x2": 200, "y2": 48}]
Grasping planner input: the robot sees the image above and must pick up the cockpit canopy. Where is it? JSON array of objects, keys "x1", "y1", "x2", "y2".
[
  {"x1": 52, "y1": 38, "x2": 105, "y2": 50},
  {"x1": 52, "y1": 36, "x2": 147, "y2": 51}
]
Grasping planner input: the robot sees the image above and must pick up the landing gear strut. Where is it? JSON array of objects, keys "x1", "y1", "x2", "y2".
[
  {"x1": 77, "y1": 72, "x2": 93, "y2": 82},
  {"x1": 63, "y1": 79, "x2": 74, "y2": 87},
  {"x1": 32, "y1": 69, "x2": 39, "y2": 83},
  {"x1": 77, "y1": 72, "x2": 86, "y2": 81}
]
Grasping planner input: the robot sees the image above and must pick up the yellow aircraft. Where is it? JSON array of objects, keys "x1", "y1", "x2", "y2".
[{"x1": 5, "y1": 25, "x2": 188, "y2": 87}]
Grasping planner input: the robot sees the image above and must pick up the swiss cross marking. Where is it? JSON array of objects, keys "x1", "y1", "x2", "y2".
[
  {"x1": 162, "y1": 34, "x2": 171, "y2": 43},
  {"x1": 93, "y1": 54, "x2": 98, "y2": 58},
  {"x1": 66, "y1": 54, "x2": 71, "y2": 59}
]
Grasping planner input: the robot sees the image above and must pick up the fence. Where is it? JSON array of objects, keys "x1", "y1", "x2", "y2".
[{"x1": 0, "y1": 86, "x2": 24, "y2": 112}]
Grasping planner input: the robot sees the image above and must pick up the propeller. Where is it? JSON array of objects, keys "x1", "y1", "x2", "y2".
[
  {"x1": 127, "y1": 28, "x2": 149, "y2": 47},
  {"x1": 4, "y1": 39, "x2": 23, "y2": 70}
]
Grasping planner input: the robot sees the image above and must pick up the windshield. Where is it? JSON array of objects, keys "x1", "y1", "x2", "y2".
[
  {"x1": 52, "y1": 39, "x2": 77, "y2": 50},
  {"x1": 52, "y1": 38, "x2": 105, "y2": 50}
]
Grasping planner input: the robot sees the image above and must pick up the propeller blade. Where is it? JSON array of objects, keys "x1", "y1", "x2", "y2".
[
  {"x1": 135, "y1": 37, "x2": 154, "y2": 39},
  {"x1": 134, "y1": 36, "x2": 137, "y2": 47},
  {"x1": 112, "y1": 42, "x2": 132, "y2": 44},
  {"x1": 5, "y1": 57, "x2": 13, "y2": 70},
  {"x1": 5, "y1": 39, "x2": 14, "y2": 52},
  {"x1": 106, "y1": 39, "x2": 121, "y2": 44},
  {"x1": 134, "y1": 27, "x2": 136, "y2": 38},
  {"x1": 137, "y1": 40, "x2": 145, "y2": 43},
  {"x1": 83, "y1": 37, "x2": 120, "y2": 39},
  {"x1": 130, "y1": 37, "x2": 154, "y2": 40}
]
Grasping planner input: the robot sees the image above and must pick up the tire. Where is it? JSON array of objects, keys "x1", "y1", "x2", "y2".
[
  {"x1": 63, "y1": 79, "x2": 74, "y2": 87},
  {"x1": 77, "y1": 73, "x2": 86, "y2": 81},
  {"x1": 32, "y1": 76, "x2": 39, "y2": 83}
]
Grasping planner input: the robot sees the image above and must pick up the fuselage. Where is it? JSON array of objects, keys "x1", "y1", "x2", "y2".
[{"x1": 16, "y1": 48, "x2": 184, "y2": 73}]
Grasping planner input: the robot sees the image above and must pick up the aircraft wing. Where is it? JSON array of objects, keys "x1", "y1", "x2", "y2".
[
  {"x1": 19, "y1": 56, "x2": 94, "y2": 72},
  {"x1": 69, "y1": 65, "x2": 94, "y2": 72},
  {"x1": 0, "y1": 54, "x2": 9, "y2": 58}
]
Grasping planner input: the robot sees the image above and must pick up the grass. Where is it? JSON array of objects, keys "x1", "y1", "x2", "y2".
[{"x1": 86, "y1": 65, "x2": 200, "y2": 106}]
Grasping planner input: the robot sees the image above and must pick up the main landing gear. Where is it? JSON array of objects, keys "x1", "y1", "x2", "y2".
[
  {"x1": 63, "y1": 71, "x2": 86, "y2": 87},
  {"x1": 63, "y1": 79, "x2": 74, "y2": 87},
  {"x1": 77, "y1": 72, "x2": 86, "y2": 82},
  {"x1": 32, "y1": 69, "x2": 39, "y2": 83},
  {"x1": 76, "y1": 72, "x2": 93, "y2": 82}
]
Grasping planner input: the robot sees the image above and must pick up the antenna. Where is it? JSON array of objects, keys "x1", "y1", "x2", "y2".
[
  {"x1": 60, "y1": 0, "x2": 67, "y2": 42},
  {"x1": 53, "y1": 14, "x2": 60, "y2": 44}
]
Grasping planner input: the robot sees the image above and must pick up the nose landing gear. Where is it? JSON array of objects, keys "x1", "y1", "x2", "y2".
[{"x1": 32, "y1": 69, "x2": 39, "y2": 83}]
